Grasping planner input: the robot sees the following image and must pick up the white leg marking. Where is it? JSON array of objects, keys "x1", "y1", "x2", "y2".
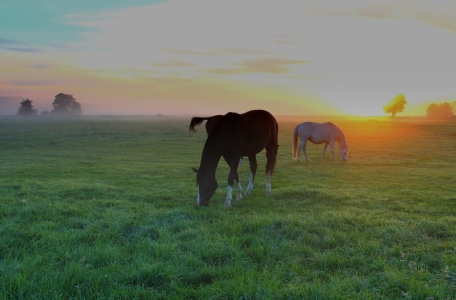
[
  {"x1": 245, "y1": 173, "x2": 254, "y2": 195},
  {"x1": 197, "y1": 186, "x2": 200, "y2": 205},
  {"x1": 236, "y1": 181, "x2": 243, "y2": 200},
  {"x1": 239, "y1": 158, "x2": 243, "y2": 166},
  {"x1": 224, "y1": 185, "x2": 233, "y2": 207},
  {"x1": 266, "y1": 171, "x2": 271, "y2": 196}
]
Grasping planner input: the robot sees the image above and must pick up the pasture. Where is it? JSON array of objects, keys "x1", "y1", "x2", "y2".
[{"x1": 0, "y1": 115, "x2": 455, "y2": 299}]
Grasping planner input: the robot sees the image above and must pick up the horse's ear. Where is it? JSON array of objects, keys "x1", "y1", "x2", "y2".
[{"x1": 191, "y1": 168, "x2": 199, "y2": 174}]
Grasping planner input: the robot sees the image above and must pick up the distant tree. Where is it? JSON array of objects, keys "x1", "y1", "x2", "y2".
[
  {"x1": 426, "y1": 102, "x2": 454, "y2": 119},
  {"x1": 383, "y1": 94, "x2": 407, "y2": 117},
  {"x1": 17, "y1": 99, "x2": 38, "y2": 116},
  {"x1": 40, "y1": 110, "x2": 50, "y2": 116},
  {"x1": 50, "y1": 93, "x2": 82, "y2": 115}
]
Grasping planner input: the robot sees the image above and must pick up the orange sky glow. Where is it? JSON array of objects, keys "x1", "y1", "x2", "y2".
[{"x1": 1, "y1": 0, "x2": 456, "y2": 116}]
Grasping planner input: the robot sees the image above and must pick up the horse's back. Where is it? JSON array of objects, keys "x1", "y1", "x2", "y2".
[
  {"x1": 211, "y1": 112, "x2": 247, "y2": 138},
  {"x1": 241, "y1": 110, "x2": 278, "y2": 153},
  {"x1": 242, "y1": 110, "x2": 278, "y2": 136},
  {"x1": 298, "y1": 122, "x2": 339, "y2": 143}
]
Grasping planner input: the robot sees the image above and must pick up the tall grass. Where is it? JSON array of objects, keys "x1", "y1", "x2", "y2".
[{"x1": 0, "y1": 116, "x2": 455, "y2": 299}]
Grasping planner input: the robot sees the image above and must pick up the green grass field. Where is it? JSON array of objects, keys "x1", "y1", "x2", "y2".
[{"x1": 1, "y1": 116, "x2": 455, "y2": 299}]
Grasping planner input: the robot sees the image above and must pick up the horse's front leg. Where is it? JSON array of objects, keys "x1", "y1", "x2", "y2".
[
  {"x1": 224, "y1": 155, "x2": 242, "y2": 207},
  {"x1": 329, "y1": 140, "x2": 336, "y2": 161},
  {"x1": 224, "y1": 185, "x2": 233, "y2": 207},
  {"x1": 322, "y1": 142, "x2": 329, "y2": 161},
  {"x1": 245, "y1": 155, "x2": 257, "y2": 195}
]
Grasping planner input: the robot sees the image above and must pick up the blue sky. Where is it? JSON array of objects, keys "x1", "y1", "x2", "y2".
[
  {"x1": 0, "y1": 1, "x2": 165, "y2": 48},
  {"x1": 1, "y1": 0, "x2": 456, "y2": 116}
]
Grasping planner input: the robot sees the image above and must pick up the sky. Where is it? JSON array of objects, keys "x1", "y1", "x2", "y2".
[{"x1": 1, "y1": 0, "x2": 456, "y2": 116}]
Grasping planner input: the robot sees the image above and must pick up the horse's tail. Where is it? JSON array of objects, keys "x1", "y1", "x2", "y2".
[
  {"x1": 189, "y1": 117, "x2": 209, "y2": 133},
  {"x1": 265, "y1": 119, "x2": 279, "y2": 176},
  {"x1": 292, "y1": 124, "x2": 299, "y2": 160}
]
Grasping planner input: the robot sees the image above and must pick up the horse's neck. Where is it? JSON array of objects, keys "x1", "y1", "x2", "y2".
[
  {"x1": 336, "y1": 130, "x2": 347, "y2": 148},
  {"x1": 200, "y1": 141, "x2": 222, "y2": 175}
]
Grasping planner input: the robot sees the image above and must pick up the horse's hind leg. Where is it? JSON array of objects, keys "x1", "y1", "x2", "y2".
[
  {"x1": 322, "y1": 142, "x2": 329, "y2": 161},
  {"x1": 266, "y1": 170, "x2": 271, "y2": 196},
  {"x1": 265, "y1": 143, "x2": 278, "y2": 196},
  {"x1": 245, "y1": 155, "x2": 257, "y2": 195},
  {"x1": 299, "y1": 140, "x2": 309, "y2": 162}
]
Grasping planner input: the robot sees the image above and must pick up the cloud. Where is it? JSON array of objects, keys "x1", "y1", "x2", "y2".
[
  {"x1": 356, "y1": 1, "x2": 456, "y2": 32},
  {"x1": 161, "y1": 47, "x2": 273, "y2": 56},
  {"x1": 209, "y1": 57, "x2": 309, "y2": 74},
  {"x1": 0, "y1": 38, "x2": 25, "y2": 45},
  {"x1": 9, "y1": 80, "x2": 52, "y2": 86},
  {"x1": 30, "y1": 63, "x2": 55, "y2": 69},
  {"x1": 161, "y1": 48, "x2": 205, "y2": 55},
  {"x1": 5, "y1": 47, "x2": 45, "y2": 53},
  {"x1": 135, "y1": 76, "x2": 193, "y2": 85},
  {"x1": 49, "y1": 43, "x2": 75, "y2": 50},
  {"x1": 152, "y1": 60, "x2": 197, "y2": 67}
]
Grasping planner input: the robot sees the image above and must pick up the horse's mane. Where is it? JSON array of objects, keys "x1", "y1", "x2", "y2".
[{"x1": 330, "y1": 123, "x2": 347, "y2": 147}]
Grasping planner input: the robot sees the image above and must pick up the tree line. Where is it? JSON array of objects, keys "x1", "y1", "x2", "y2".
[
  {"x1": 16, "y1": 92, "x2": 454, "y2": 119},
  {"x1": 383, "y1": 94, "x2": 454, "y2": 119},
  {"x1": 17, "y1": 93, "x2": 82, "y2": 117}
]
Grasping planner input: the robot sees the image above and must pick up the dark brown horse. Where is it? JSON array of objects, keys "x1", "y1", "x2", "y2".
[{"x1": 192, "y1": 110, "x2": 279, "y2": 207}]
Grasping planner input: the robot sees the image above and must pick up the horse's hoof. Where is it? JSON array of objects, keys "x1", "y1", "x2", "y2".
[
  {"x1": 236, "y1": 196, "x2": 242, "y2": 201},
  {"x1": 266, "y1": 191, "x2": 271, "y2": 196},
  {"x1": 224, "y1": 203, "x2": 231, "y2": 207},
  {"x1": 244, "y1": 190, "x2": 251, "y2": 195}
]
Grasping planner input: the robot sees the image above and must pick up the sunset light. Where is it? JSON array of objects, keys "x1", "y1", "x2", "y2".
[{"x1": 1, "y1": 0, "x2": 456, "y2": 116}]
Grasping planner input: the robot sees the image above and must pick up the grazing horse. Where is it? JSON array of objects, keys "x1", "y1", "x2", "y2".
[
  {"x1": 292, "y1": 122, "x2": 348, "y2": 162},
  {"x1": 192, "y1": 110, "x2": 279, "y2": 207}
]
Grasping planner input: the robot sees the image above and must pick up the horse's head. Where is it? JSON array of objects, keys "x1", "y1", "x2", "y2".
[
  {"x1": 339, "y1": 145, "x2": 349, "y2": 161},
  {"x1": 192, "y1": 168, "x2": 218, "y2": 206}
]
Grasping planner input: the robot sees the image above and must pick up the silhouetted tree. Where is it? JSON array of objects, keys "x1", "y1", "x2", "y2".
[
  {"x1": 51, "y1": 93, "x2": 82, "y2": 115},
  {"x1": 383, "y1": 94, "x2": 407, "y2": 117},
  {"x1": 17, "y1": 99, "x2": 38, "y2": 116},
  {"x1": 426, "y1": 102, "x2": 454, "y2": 119}
]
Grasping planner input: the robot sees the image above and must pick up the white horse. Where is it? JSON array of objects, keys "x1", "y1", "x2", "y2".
[{"x1": 292, "y1": 122, "x2": 348, "y2": 162}]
